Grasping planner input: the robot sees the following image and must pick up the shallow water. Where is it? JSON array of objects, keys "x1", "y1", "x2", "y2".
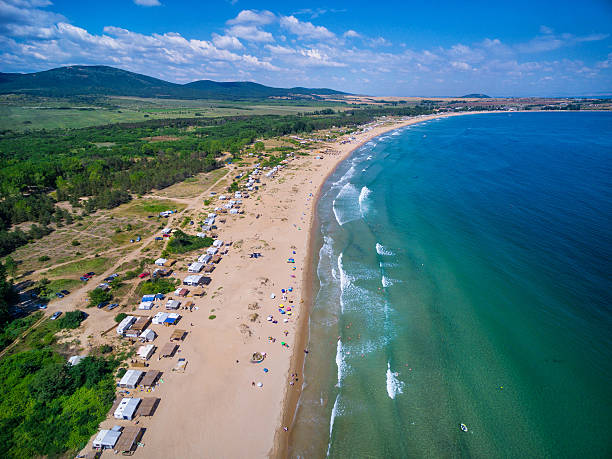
[{"x1": 290, "y1": 112, "x2": 612, "y2": 458}]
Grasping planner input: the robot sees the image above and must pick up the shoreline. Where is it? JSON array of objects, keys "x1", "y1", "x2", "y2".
[{"x1": 273, "y1": 110, "x2": 493, "y2": 458}]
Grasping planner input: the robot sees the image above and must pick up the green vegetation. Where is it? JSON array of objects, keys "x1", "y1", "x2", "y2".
[
  {"x1": 166, "y1": 229, "x2": 213, "y2": 254},
  {"x1": 88, "y1": 288, "x2": 112, "y2": 306},
  {"x1": 57, "y1": 310, "x2": 86, "y2": 330},
  {"x1": 0, "y1": 312, "x2": 42, "y2": 351},
  {"x1": 208, "y1": 315, "x2": 216, "y2": 320},
  {"x1": 138, "y1": 278, "x2": 176, "y2": 295},
  {"x1": 114, "y1": 312, "x2": 127, "y2": 323},
  {"x1": 0, "y1": 349, "x2": 117, "y2": 458},
  {"x1": 36, "y1": 278, "x2": 80, "y2": 301},
  {"x1": 46, "y1": 257, "x2": 110, "y2": 277}
]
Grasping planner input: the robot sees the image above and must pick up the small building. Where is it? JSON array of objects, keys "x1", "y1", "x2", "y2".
[
  {"x1": 203, "y1": 264, "x2": 215, "y2": 273},
  {"x1": 93, "y1": 426, "x2": 122, "y2": 450},
  {"x1": 118, "y1": 369, "x2": 144, "y2": 389},
  {"x1": 113, "y1": 426, "x2": 144, "y2": 454},
  {"x1": 114, "y1": 398, "x2": 141, "y2": 420},
  {"x1": 198, "y1": 254, "x2": 212, "y2": 264},
  {"x1": 139, "y1": 328, "x2": 156, "y2": 342},
  {"x1": 196, "y1": 232, "x2": 207, "y2": 238},
  {"x1": 206, "y1": 247, "x2": 218, "y2": 255},
  {"x1": 141, "y1": 294, "x2": 156, "y2": 302},
  {"x1": 152, "y1": 312, "x2": 169, "y2": 324},
  {"x1": 154, "y1": 258, "x2": 167, "y2": 266},
  {"x1": 140, "y1": 370, "x2": 161, "y2": 388},
  {"x1": 188, "y1": 262, "x2": 204, "y2": 273},
  {"x1": 161, "y1": 228, "x2": 172, "y2": 235},
  {"x1": 117, "y1": 316, "x2": 136, "y2": 336},
  {"x1": 160, "y1": 343, "x2": 178, "y2": 358},
  {"x1": 177, "y1": 288, "x2": 189, "y2": 297},
  {"x1": 68, "y1": 355, "x2": 84, "y2": 366},
  {"x1": 136, "y1": 397, "x2": 160, "y2": 417},
  {"x1": 165, "y1": 299, "x2": 180, "y2": 310},
  {"x1": 139, "y1": 301, "x2": 154, "y2": 310},
  {"x1": 183, "y1": 274, "x2": 204, "y2": 286},
  {"x1": 163, "y1": 313, "x2": 181, "y2": 326},
  {"x1": 213, "y1": 240, "x2": 224, "y2": 248},
  {"x1": 212, "y1": 254, "x2": 222, "y2": 264},
  {"x1": 137, "y1": 344, "x2": 155, "y2": 360}
]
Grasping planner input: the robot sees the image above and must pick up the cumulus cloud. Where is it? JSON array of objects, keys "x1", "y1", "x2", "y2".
[
  {"x1": 280, "y1": 15, "x2": 335, "y2": 40},
  {"x1": 226, "y1": 24, "x2": 273, "y2": 43},
  {"x1": 227, "y1": 9, "x2": 275, "y2": 26},
  {"x1": 133, "y1": 0, "x2": 161, "y2": 6},
  {"x1": 343, "y1": 30, "x2": 360, "y2": 38},
  {"x1": 212, "y1": 33, "x2": 243, "y2": 50}
]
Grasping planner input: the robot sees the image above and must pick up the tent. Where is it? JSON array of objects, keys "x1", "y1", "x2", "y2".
[
  {"x1": 140, "y1": 370, "x2": 161, "y2": 388},
  {"x1": 160, "y1": 343, "x2": 178, "y2": 357},
  {"x1": 136, "y1": 397, "x2": 160, "y2": 417}
]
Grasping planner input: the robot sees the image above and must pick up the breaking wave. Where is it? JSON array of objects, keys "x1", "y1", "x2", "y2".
[
  {"x1": 376, "y1": 243, "x2": 394, "y2": 256},
  {"x1": 386, "y1": 362, "x2": 405, "y2": 399}
]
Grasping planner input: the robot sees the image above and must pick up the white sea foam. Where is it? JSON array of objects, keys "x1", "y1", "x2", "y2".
[
  {"x1": 366, "y1": 141, "x2": 377, "y2": 147},
  {"x1": 336, "y1": 339, "x2": 347, "y2": 386},
  {"x1": 358, "y1": 186, "x2": 372, "y2": 216},
  {"x1": 379, "y1": 261, "x2": 398, "y2": 268},
  {"x1": 382, "y1": 275, "x2": 392, "y2": 288},
  {"x1": 327, "y1": 394, "x2": 341, "y2": 457},
  {"x1": 386, "y1": 362, "x2": 404, "y2": 399},
  {"x1": 337, "y1": 253, "x2": 350, "y2": 313},
  {"x1": 332, "y1": 183, "x2": 361, "y2": 225},
  {"x1": 392, "y1": 130, "x2": 401, "y2": 136},
  {"x1": 376, "y1": 242, "x2": 394, "y2": 256}
]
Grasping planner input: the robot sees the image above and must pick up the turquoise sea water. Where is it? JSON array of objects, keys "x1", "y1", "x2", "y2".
[{"x1": 289, "y1": 112, "x2": 612, "y2": 458}]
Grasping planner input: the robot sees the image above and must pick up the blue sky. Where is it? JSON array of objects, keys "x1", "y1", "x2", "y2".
[{"x1": 1, "y1": 0, "x2": 611, "y2": 96}]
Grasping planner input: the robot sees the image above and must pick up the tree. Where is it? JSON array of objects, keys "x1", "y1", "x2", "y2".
[
  {"x1": 4, "y1": 256, "x2": 17, "y2": 279},
  {"x1": 58, "y1": 310, "x2": 86, "y2": 329},
  {"x1": 88, "y1": 288, "x2": 112, "y2": 305},
  {"x1": 114, "y1": 312, "x2": 127, "y2": 323}
]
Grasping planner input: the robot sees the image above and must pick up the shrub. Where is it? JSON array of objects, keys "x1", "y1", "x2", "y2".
[
  {"x1": 71, "y1": 240, "x2": 80, "y2": 246},
  {"x1": 88, "y1": 288, "x2": 112, "y2": 305},
  {"x1": 114, "y1": 312, "x2": 127, "y2": 323},
  {"x1": 38, "y1": 255, "x2": 50, "y2": 262},
  {"x1": 58, "y1": 310, "x2": 86, "y2": 330}
]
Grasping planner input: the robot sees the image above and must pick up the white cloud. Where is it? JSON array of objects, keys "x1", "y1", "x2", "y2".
[
  {"x1": 343, "y1": 30, "x2": 360, "y2": 38},
  {"x1": 133, "y1": 0, "x2": 161, "y2": 6},
  {"x1": 227, "y1": 9, "x2": 275, "y2": 26},
  {"x1": 227, "y1": 24, "x2": 273, "y2": 43},
  {"x1": 212, "y1": 33, "x2": 243, "y2": 50},
  {"x1": 280, "y1": 15, "x2": 335, "y2": 40}
]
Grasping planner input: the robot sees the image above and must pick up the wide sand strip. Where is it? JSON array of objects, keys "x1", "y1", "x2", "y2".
[{"x1": 90, "y1": 112, "x2": 482, "y2": 458}]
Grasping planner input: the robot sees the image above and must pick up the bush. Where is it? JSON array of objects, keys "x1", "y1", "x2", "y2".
[
  {"x1": 122, "y1": 270, "x2": 138, "y2": 280},
  {"x1": 114, "y1": 313, "x2": 127, "y2": 323},
  {"x1": 57, "y1": 310, "x2": 86, "y2": 330},
  {"x1": 99, "y1": 344, "x2": 112, "y2": 354},
  {"x1": 88, "y1": 288, "x2": 112, "y2": 305},
  {"x1": 38, "y1": 255, "x2": 50, "y2": 262},
  {"x1": 71, "y1": 240, "x2": 80, "y2": 246}
]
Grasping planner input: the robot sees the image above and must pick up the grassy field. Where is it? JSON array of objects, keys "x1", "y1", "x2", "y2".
[
  {"x1": 153, "y1": 168, "x2": 227, "y2": 199},
  {"x1": 46, "y1": 257, "x2": 111, "y2": 278},
  {"x1": 0, "y1": 96, "x2": 351, "y2": 131},
  {"x1": 116, "y1": 198, "x2": 187, "y2": 217}
]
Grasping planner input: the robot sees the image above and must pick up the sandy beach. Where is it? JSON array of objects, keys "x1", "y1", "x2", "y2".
[{"x1": 83, "y1": 111, "x2": 484, "y2": 458}]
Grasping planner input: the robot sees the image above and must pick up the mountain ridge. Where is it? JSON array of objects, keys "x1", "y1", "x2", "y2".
[{"x1": 0, "y1": 65, "x2": 347, "y2": 100}]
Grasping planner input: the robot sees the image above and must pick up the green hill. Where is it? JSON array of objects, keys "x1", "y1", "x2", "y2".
[{"x1": 0, "y1": 65, "x2": 347, "y2": 100}]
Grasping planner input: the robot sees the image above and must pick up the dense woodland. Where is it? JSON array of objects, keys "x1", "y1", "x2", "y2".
[{"x1": 0, "y1": 105, "x2": 433, "y2": 257}]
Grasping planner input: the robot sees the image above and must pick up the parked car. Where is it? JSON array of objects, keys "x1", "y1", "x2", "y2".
[
  {"x1": 136, "y1": 236, "x2": 141, "y2": 242},
  {"x1": 107, "y1": 303, "x2": 119, "y2": 310},
  {"x1": 50, "y1": 311, "x2": 62, "y2": 320},
  {"x1": 38, "y1": 304, "x2": 47, "y2": 310},
  {"x1": 130, "y1": 239, "x2": 134, "y2": 243},
  {"x1": 80, "y1": 276, "x2": 89, "y2": 282},
  {"x1": 96, "y1": 301, "x2": 109, "y2": 309},
  {"x1": 138, "y1": 272, "x2": 150, "y2": 279},
  {"x1": 55, "y1": 292, "x2": 64, "y2": 298},
  {"x1": 86, "y1": 272, "x2": 95, "y2": 276},
  {"x1": 155, "y1": 237, "x2": 163, "y2": 241},
  {"x1": 162, "y1": 234, "x2": 170, "y2": 238},
  {"x1": 60, "y1": 289, "x2": 70, "y2": 295}
]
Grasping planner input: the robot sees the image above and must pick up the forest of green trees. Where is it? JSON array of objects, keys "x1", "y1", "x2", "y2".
[{"x1": 0, "y1": 105, "x2": 433, "y2": 257}]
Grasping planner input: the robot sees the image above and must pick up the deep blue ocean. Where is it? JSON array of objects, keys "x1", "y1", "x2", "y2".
[{"x1": 289, "y1": 112, "x2": 612, "y2": 458}]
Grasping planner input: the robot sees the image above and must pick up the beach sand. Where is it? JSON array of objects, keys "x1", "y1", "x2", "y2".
[{"x1": 89, "y1": 112, "x2": 481, "y2": 458}]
